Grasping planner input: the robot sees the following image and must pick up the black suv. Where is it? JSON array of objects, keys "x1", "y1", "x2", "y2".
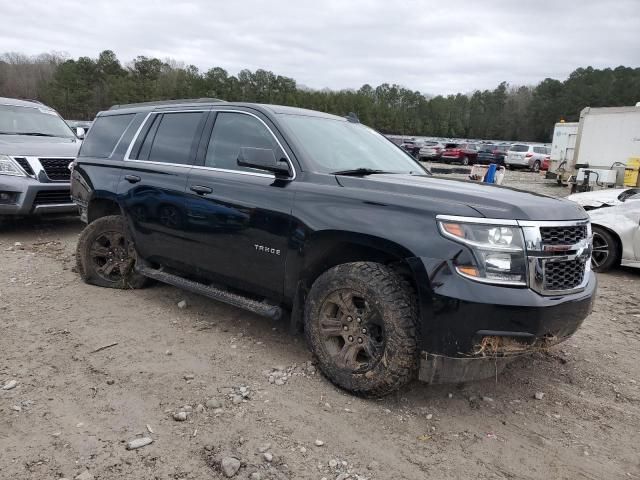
[{"x1": 71, "y1": 100, "x2": 596, "y2": 396}]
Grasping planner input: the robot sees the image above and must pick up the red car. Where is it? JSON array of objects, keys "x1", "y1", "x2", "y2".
[
  {"x1": 440, "y1": 143, "x2": 479, "y2": 165},
  {"x1": 541, "y1": 155, "x2": 551, "y2": 171}
]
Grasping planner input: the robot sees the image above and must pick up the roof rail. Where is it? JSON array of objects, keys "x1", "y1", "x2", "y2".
[{"x1": 109, "y1": 98, "x2": 226, "y2": 110}]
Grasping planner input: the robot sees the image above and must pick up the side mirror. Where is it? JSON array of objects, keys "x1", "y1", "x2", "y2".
[
  {"x1": 237, "y1": 147, "x2": 291, "y2": 176},
  {"x1": 76, "y1": 127, "x2": 85, "y2": 139}
]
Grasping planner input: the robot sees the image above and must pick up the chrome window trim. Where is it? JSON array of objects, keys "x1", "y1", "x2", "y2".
[
  {"x1": 123, "y1": 109, "x2": 296, "y2": 180},
  {"x1": 205, "y1": 109, "x2": 296, "y2": 180},
  {"x1": 123, "y1": 111, "x2": 154, "y2": 161},
  {"x1": 190, "y1": 164, "x2": 274, "y2": 179}
]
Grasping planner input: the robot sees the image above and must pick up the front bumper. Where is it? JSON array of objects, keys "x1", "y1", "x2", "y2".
[
  {"x1": 0, "y1": 175, "x2": 75, "y2": 216},
  {"x1": 408, "y1": 256, "x2": 596, "y2": 383}
]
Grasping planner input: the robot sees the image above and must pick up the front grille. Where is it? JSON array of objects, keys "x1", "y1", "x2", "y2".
[
  {"x1": 14, "y1": 157, "x2": 34, "y2": 176},
  {"x1": 33, "y1": 190, "x2": 72, "y2": 205},
  {"x1": 540, "y1": 225, "x2": 587, "y2": 245},
  {"x1": 543, "y1": 258, "x2": 586, "y2": 291},
  {"x1": 39, "y1": 158, "x2": 73, "y2": 181}
]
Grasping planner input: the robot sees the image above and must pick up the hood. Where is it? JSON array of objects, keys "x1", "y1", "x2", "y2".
[
  {"x1": 0, "y1": 135, "x2": 81, "y2": 157},
  {"x1": 566, "y1": 188, "x2": 640, "y2": 209},
  {"x1": 336, "y1": 174, "x2": 588, "y2": 221}
]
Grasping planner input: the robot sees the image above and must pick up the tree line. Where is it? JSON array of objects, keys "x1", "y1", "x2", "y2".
[{"x1": 1, "y1": 50, "x2": 638, "y2": 142}]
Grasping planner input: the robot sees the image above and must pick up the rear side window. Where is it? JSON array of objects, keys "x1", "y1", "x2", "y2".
[
  {"x1": 533, "y1": 146, "x2": 545, "y2": 154},
  {"x1": 510, "y1": 144, "x2": 529, "y2": 152},
  {"x1": 135, "y1": 112, "x2": 203, "y2": 165},
  {"x1": 205, "y1": 112, "x2": 279, "y2": 171},
  {"x1": 79, "y1": 114, "x2": 134, "y2": 158}
]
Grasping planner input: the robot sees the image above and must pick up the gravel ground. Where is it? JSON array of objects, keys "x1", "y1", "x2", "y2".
[{"x1": 1, "y1": 174, "x2": 639, "y2": 480}]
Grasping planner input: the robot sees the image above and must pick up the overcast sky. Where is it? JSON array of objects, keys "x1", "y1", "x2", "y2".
[{"x1": 2, "y1": 0, "x2": 639, "y2": 95}]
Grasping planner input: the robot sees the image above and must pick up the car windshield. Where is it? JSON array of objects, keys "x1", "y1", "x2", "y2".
[
  {"x1": 0, "y1": 104, "x2": 75, "y2": 138},
  {"x1": 279, "y1": 115, "x2": 427, "y2": 174}
]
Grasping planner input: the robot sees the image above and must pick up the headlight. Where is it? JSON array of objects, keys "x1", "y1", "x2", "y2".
[
  {"x1": 0, "y1": 155, "x2": 26, "y2": 176},
  {"x1": 438, "y1": 219, "x2": 527, "y2": 285}
]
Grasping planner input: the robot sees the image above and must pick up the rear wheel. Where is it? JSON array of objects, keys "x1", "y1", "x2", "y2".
[
  {"x1": 531, "y1": 160, "x2": 541, "y2": 172},
  {"x1": 305, "y1": 262, "x2": 418, "y2": 397},
  {"x1": 461, "y1": 156, "x2": 470, "y2": 166},
  {"x1": 591, "y1": 225, "x2": 620, "y2": 272},
  {"x1": 76, "y1": 215, "x2": 148, "y2": 289}
]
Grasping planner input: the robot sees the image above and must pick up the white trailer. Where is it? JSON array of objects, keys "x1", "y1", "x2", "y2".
[
  {"x1": 554, "y1": 104, "x2": 640, "y2": 184},
  {"x1": 549, "y1": 122, "x2": 578, "y2": 176}
]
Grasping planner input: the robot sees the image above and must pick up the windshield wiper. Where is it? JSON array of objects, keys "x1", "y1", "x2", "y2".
[
  {"x1": 10, "y1": 132, "x2": 59, "y2": 137},
  {"x1": 332, "y1": 168, "x2": 393, "y2": 176}
]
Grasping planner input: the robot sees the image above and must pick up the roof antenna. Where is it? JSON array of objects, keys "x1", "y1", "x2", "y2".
[{"x1": 346, "y1": 112, "x2": 360, "y2": 123}]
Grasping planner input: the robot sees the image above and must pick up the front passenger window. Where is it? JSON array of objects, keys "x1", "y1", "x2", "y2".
[{"x1": 205, "y1": 112, "x2": 280, "y2": 172}]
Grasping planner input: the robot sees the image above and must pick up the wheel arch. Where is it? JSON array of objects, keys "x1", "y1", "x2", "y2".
[
  {"x1": 87, "y1": 197, "x2": 122, "y2": 224},
  {"x1": 286, "y1": 230, "x2": 425, "y2": 333},
  {"x1": 591, "y1": 222, "x2": 623, "y2": 258}
]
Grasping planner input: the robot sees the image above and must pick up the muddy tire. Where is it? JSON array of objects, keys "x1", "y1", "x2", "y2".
[
  {"x1": 591, "y1": 225, "x2": 620, "y2": 272},
  {"x1": 305, "y1": 262, "x2": 418, "y2": 397},
  {"x1": 76, "y1": 215, "x2": 148, "y2": 289}
]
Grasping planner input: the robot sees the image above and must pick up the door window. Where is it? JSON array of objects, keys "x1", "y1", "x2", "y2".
[
  {"x1": 205, "y1": 112, "x2": 280, "y2": 172},
  {"x1": 134, "y1": 112, "x2": 203, "y2": 165}
]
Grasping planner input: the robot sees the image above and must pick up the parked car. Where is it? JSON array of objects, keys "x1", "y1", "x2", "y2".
[
  {"x1": 568, "y1": 188, "x2": 640, "y2": 271},
  {"x1": 71, "y1": 100, "x2": 596, "y2": 397},
  {"x1": 417, "y1": 141, "x2": 445, "y2": 161},
  {"x1": 66, "y1": 120, "x2": 93, "y2": 137},
  {"x1": 475, "y1": 143, "x2": 507, "y2": 165},
  {"x1": 400, "y1": 138, "x2": 429, "y2": 157},
  {"x1": 505, "y1": 144, "x2": 550, "y2": 172},
  {"x1": 0, "y1": 97, "x2": 82, "y2": 223},
  {"x1": 440, "y1": 143, "x2": 478, "y2": 165}
]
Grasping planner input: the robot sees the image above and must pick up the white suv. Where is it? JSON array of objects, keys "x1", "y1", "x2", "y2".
[{"x1": 505, "y1": 144, "x2": 550, "y2": 172}]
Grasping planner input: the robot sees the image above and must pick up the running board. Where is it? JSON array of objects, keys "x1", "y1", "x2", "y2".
[{"x1": 136, "y1": 265, "x2": 283, "y2": 320}]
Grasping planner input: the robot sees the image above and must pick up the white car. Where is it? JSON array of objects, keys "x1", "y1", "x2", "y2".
[
  {"x1": 505, "y1": 144, "x2": 550, "y2": 172},
  {"x1": 567, "y1": 188, "x2": 640, "y2": 271},
  {"x1": 417, "y1": 141, "x2": 445, "y2": 161}
]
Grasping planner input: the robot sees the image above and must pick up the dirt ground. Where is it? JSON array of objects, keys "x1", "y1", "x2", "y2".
[{"x1": 1, "y1": 173, "x2": 640, "y2": 480}]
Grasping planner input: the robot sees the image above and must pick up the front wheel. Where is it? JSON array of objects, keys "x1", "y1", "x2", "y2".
[
  {"x1": 591, "y1": 226, "x2": 620, "y2": 272},
  {"x1": 461, "y1": 156, "x2": 470, "y2": 166},
  {"x1": 76, "y1": 215, "x2": 148, "y2": 289},
  {"x1": 305, "y1": 262, "x2": 418, "y2": 397}
]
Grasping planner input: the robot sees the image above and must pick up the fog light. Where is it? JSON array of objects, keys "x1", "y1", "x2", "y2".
[{"x1": 0, "y1": 192, "x2": 18, "y2": 204}]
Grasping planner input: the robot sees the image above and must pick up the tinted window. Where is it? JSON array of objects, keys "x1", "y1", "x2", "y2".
[
  {"x1": 79, "y1": 114, "x2": 134, "y2": 158},
  {"x1": 510, "y1": 144, "x2": 529, "y2": 152},
  {"x1": 138, "y1": 112, "x2": 203, "y2": 164},
  {"x1": 445, "y1": 143, "x2": 458, "y2": 148},
  {"x1": 205, "y1": 112, "x2": 279, "y2": 171},
  {"x1": 478, "y1": 144, "x2": 496, "y2": 152}
]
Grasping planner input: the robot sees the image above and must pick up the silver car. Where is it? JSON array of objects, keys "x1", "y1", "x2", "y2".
[
  {"x1": 505, "y1": 144, "x2": 550, "y2": 172},
  {"x1": 0, "y1": 97, "x2": 81, "y2": 223},
  {"x1": 567, "y1": 188, "x2": 640, "y2": 271},
  {"x1": 417, "y1": 141, "x2": 445, "y2": 161}
]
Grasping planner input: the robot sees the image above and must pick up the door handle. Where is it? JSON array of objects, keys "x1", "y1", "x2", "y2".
[
  {"x1": 124, "y1": 174, "x2": 141, "y2": 183},
  {"x1": 190, "y1": 185, "x2": 213, "y2": 195}
]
